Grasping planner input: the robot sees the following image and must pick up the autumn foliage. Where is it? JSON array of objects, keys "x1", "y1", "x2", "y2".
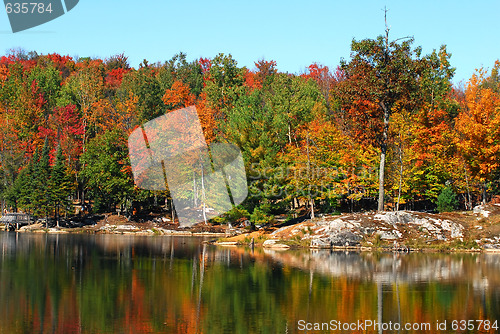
[{"x1": 0, "y1": 46, "x2": 498, "y2": 220}]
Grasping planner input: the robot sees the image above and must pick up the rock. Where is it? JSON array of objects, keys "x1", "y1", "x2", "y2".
[
  {"x1": 379, "y1": 231, "x2": 398, "y2": 240},
  {"x1": 439, "y1": 219, "x2": 464, "y2": 239},
  {"x1": 374, "y1": 211, "x2": 413, "y2": 225},
  {"x1": 310, "y1": 238, "x2": 331, "y2": 248},
  {"x1": 330, "y1": 231, "x2": 362, "y2": 246},
  {"x1": 311, "y1": 231, "x2": 361, "y2": 248},
  {"x1": 374, "y1": 211, "x2": 463, "y2": 241},
  {"x1": 473, "y1": 205, "x2": 490, "y2": 218},
  {"x1": 115, "y1": 224, "x2": 139, "y2": 231},
  {"x1": 314, "y1": 218, "x2": 360, "y2": 236},
  {"x1": 262, "y1": 239, "x2": 290, "y2": 249},
  {"x1": 47, "y1": 228, "x2": 68, "y2": 234},
  {"x1": 216, "y1": 241, "x2": 238, "y2": 246}
]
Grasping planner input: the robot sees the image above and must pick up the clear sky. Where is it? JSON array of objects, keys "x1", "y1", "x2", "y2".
[{"x1": 1, "y1": 0, "x2": 499, "y2": 84}]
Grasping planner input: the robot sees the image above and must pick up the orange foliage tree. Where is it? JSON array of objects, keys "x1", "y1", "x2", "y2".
[{"x1": 455, "y1": 69, "x2": 500, "y2": 202}]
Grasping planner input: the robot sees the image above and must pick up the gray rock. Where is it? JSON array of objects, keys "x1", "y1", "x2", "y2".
[
  {"x1": 473, "y1": 205, "x2": 490, "y2": 218},
  {"x1": 263, "y1": 239, "x2": 290, "y2": 249},
  {"x1": 330, "y1": 231, "x2": 362, "y2": 246},
  {"x1": 311, "y1": 231, "x2": 361, "y2": 248},
  {"x1": 310, "y1": 238, "x2": 331, "y2": 248},
  {"x1": 379, "y1": 231, "x2": 398, "y2": 240}
]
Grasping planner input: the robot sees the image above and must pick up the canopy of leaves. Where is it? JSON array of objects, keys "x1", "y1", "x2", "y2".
[{"x1": 0, "y1": 47, "x2": 498, "y2": 220}]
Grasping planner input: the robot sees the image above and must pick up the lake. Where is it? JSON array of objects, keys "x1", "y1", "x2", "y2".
[{"x1": 0, "y1": 232, "x2": 499, "y2": 333}]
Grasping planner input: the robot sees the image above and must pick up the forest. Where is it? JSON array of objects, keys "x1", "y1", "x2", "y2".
[{"x1": 0, "y1": 33, "x2": 499, "y2": 225}]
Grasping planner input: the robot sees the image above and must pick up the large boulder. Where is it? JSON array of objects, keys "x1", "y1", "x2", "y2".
[
  {"x1": 311, "y1": 231, "x2": 361, "y2": 248},
  {"x1": 473, "y1": 205, "x2": 491, "y2": 218},
  {"x1": 262, "y1": 239, "x2": 290, "y2": 249}
]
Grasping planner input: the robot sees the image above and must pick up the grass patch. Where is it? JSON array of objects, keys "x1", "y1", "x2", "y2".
[
  {"x1": 256, "y1": 234, "x2": 268, "y2": 243},
  {"x1": 449, "y1": 238, "x2": 480, "y2": 250},
  {"x1": 281, "y1": 238, "x2": 311, "y2": 248},
  {"x1": 405, "y1": 237, "x2": 430, "y2": 250},
  {"x1": 362, "y1": 233, "x2": 389, "y2": 249}
]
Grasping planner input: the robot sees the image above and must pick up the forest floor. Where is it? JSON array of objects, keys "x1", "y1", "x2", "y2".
[{"x1": 3, "y1": 204, "x2": 500, "y2": 252}]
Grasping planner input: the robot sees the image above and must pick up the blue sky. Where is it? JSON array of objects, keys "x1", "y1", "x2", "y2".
[{"x1": 1, "y1": 0, "x2": 499, "y2": 84}]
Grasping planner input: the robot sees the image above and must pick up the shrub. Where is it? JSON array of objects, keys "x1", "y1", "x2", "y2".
[
  {"x1": 210, "y1": 216, "x2": 227, "y2": 225},
  {"x1": 226, "y1": 206, "x2": 250, "y2": 222},
  {"x1": 250, "y1": 208, "x2": 274, "y2": 226},
  {"x1": 209, "y1": 206, "x2": 249, "y2": 225},
  {"x1": 436, "y1": 186, "x2": 458, "y2": 212}
]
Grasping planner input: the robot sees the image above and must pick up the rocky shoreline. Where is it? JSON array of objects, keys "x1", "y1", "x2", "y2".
[
  {"x1": 2, "y1": 204, "x2": 500, "y2": 253},
  {"x1": 214, "y1": 204, "x2": 500, "y2": 253},
  {"x1": 0, "y1": 213, "x2": 229, "y2": 237}
]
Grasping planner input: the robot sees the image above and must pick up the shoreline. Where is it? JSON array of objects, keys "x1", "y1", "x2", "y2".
[
  {"x1": 213, "y1": 205, "x2": 500, "y2": 253},
  {"x1": 0, "y1": 225, "x2": 228, "y2": 237},
  {"x1": 3, "y1": 226, "x2": 500, "y2": 253},
  {"x1": 213, "y1": 240, "x2": 500, "y2": 253},
  {"x1": 2, "y1": 204, "x2": 500, "y2": 253}
]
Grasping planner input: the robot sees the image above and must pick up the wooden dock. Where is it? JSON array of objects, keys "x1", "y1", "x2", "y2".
[{"x1": 0, "y1": 213, "x2": 33, "y2": 231}]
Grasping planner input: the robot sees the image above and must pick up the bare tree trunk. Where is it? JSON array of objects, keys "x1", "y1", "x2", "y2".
[
  {"x1": 200, "y1": 161, "x2": 207, "y2": 224},
  {"x1": 463, "y1": 161, "x2": 472, "y2": 210},
  {"x1": 288, "y1": 123, "x2": 292, "y2": 145},
  {"x1": 482, "y1": 183, "x2": 488, "y2": 204},
  {"x1": 171, "y1": 197, "x2": 176, "y2": 223},
  {"x1": 378, "y1": 9, "x2": 392, "y2": 213},
  {"x1": 193, "y1": 171, "x2": 198, "y2": 208},
  {"x1": 396, "y1": 143, "x2": 403, "y2": 211},
  {"x1": 378, "y1": 102, "x2": 390, "y2": 212},
  {"x1": 310, "y1": 198, "x2": 315, "y2": 219}
]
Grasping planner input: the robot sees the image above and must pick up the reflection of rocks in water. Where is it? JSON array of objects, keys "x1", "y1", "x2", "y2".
[{"x1": 257, "y1": 249, "x2": 500, "y2": 287}]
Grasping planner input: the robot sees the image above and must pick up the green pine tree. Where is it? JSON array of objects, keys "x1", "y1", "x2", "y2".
[
  {"x1": 32, "y1": 139, "x2": 52, "y2": 226},
  {"x1": 436, "y1": 186, "x2": 459, "y2": 213},
  {"x1": 50, "y1": 146, "x2": 74, "y2": 227},
  {"x1": 80, "y1": 129, "x2": 133, "y2": 213},
  {"x1": 17, "y1": 149, "x2": 38, "y2": 214}
]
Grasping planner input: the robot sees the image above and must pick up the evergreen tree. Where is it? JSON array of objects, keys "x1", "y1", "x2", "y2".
[
  {"x1": 50, "y1": 146, "x2": 74, "y2": 227},
  {"x1": 436, "y1": 186, "x2": 458, "y2": 212},
  {"x1": 32, "y1": 139, "x2": 51, "y2": 226},
  {"x1": 80, "y1": 129, "x2": 133, "y2": 212},
  {"x1": 17, "y1": 149, "x2": 38, "y2": 213}
]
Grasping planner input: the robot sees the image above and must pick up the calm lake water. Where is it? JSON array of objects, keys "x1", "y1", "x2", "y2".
[{"x1": 0, "y1": 232, "x2": 499, "y2": 334}]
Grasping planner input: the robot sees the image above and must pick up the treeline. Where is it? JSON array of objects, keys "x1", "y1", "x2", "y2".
[{"x1": 0, "y1": 35, "x2": 499, "y2": 223}]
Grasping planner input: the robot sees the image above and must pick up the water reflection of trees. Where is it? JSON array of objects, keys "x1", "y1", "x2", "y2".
[{"x1": 0, "y1": 233, "x2": 498, "y2": 333}]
